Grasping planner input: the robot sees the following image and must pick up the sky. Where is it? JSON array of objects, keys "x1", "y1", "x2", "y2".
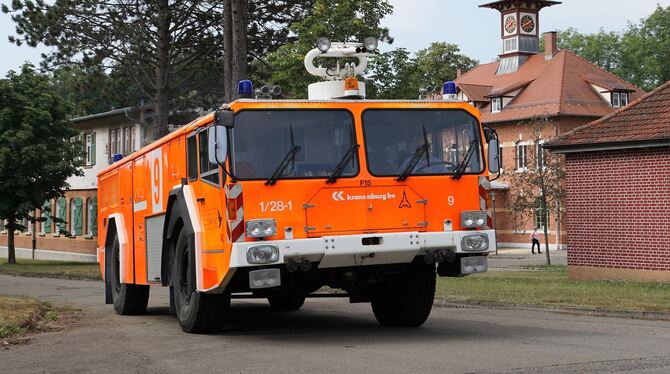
[{"x1": 1, "y1": 0, "x2": 669, "y2": 75}]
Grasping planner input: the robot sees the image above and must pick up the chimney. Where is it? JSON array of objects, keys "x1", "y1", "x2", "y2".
[
  {"x1": 456, "y1": 68, "x2": 463, "y2": 78},
  {"x1": 544, "y1": 31, "x2": 558, "y2": 59}
]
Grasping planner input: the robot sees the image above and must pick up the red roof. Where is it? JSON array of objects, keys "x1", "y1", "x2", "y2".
[
  {"x1": 548, "y1": 80, "x2": 670, "y2": 150},
  {"x1": 455, "y1": 50, "x2": 645, "y2": 124}
]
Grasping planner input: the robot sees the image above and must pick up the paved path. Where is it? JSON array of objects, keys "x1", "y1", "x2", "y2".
[
  {"x1": 488, "y1": 248, "x2": 567, "y2": 270},
  {"x1": 1, "y1": 274, "x2": 669, "y2": 373}
]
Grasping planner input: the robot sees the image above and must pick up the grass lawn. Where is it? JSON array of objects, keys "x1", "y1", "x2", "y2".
[
  {"x1": 0, "y1": 258, "x2": 101, "y2": 280},
  {"x1": 437, "y1": 265, "x2": 670, "y2": 313},
  {"x1": 0, "y1": 296, "x2": 57, "y2": 339}
]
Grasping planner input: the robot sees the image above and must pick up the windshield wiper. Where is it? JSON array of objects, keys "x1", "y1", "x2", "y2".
[
  {"x1": 451, "y1": 140, "x2": 477, "y2": 180},
  {"x1": 266, "y1": 126, "x2": 301, "y2": 186},
  {"x1": 326, "y1": 143, "x2": 359, "y2": 184},
  {"x1": 396, "y1": 125, "x2": 430, "y2": 182}
]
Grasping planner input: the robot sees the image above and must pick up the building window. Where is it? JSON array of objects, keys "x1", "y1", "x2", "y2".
[
  {"x1": 42, "y1": 201, "x2": 52, "y2": 234},
  {"x1": 534, "y1": 200, "x2": 550, "y2": 229},
  {"x1": 56, "y1": 198, "x2": 67, "y2": 234},
  {"x1": 85, "y1": 132, "x2": 96, "y2": 166},
  {"x1": 124, "y1": 127, "x2": 131, "y2": 153},
  {"x1": 536, "y1": 140, "x2": 546, "y2": 169},
  {"x1": 612, "y1": 92, "x2": 629, "y2": 108},
  {"x1": 130, "y1": 127, "x2": 136, "y2": 153},
  {"x1": 70, "y1": 197, "x2": 83, "y2": 237},
  {"x1": 491, "y1": 97, "x2": 502, "y2": 113},
  {"x1": 516, "y1": 141, "x2": 528, "y2": 170},
  {"x1": 87, "y1": 197, "x2": 98, "y2": 237},
  {"x1": 110, "y1": 129, "x2": 117, "y2": 155}
]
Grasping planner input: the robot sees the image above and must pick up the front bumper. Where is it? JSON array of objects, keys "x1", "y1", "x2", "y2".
[{"x1": 230, "y1": 230, "x2": 495, "y2": 269}]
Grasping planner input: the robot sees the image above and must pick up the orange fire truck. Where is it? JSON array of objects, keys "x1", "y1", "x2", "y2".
[{"x1": 97, "y1": 38, "x2": 501, "y2": 333}]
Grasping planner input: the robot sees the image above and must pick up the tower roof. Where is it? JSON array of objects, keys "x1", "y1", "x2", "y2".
[{"x1": 479, "y1": 0, "x2": 561, "y2": 11}]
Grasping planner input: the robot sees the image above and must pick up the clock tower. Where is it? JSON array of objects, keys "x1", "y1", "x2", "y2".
[{"x1": 480, "y1": 0, "x2": 561, "y2": 74}]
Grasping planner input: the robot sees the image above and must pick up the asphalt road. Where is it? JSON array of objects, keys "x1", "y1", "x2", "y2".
[{"x1": 1, "y1": 274, "x2": 670, "y2": 374}]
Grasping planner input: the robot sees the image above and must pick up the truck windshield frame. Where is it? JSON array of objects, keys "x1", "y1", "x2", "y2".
[
  {"x1": 231, "y1": 109, "x2": 359, "y2": 181},
  {"x1": 362, "y1": 109, "x2": 485, "y2": 178}
]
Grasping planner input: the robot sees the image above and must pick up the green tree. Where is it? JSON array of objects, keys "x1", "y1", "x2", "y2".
[
  {"x1": 413, "y1": 42, "x2": 478, "y2": 92},
  {"x1": 367, "y1": 43, "x2": 478, "y2": 100},
  {"x1": 3, "y1": 1, "x2": 314, "y2": 137},
  {"x1": 265, "y1": 0, "x2": 394, "y2": 98},
  {"x1": 555, "y1": 27, "x2": 622, "y2": 72},
  {"x1": 0, "y1": 65, "x2": 83, "y2": 264}
]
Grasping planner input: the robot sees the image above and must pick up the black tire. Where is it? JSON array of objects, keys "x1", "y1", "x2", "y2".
[
  {"x1": 172, "y1": 228, "x2": 229, "y2": 333},
  {"x1": 110, "y1": 234, "x2": 149, "y2": 315},
  {"x1": 267, "y1": 291, "x2": 306, "y2": 311},
  {"x1": 371, "y1": 261, "x2": 436, "y2": 327}
]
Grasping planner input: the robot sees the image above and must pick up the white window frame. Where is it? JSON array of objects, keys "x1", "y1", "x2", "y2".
[
  {"x1": 87, "y1": 199, "x2": 94, "y2": 237},
  {"x1": 516, "y1": 141, "x2": 528, "y2": 170},
  {"x1": 85, "y1": 133, "x2": 94, "y2": 166},
  {"x1": 620, "y1": 92, "x2": 628, "y2": 107},
  {"x1": 70, "y1": 200, "x2": 77, "y2": 237},
  {"x1": 612, "y1": 92, "x2": 620, "y2": 107},
  {"x1": 491, "y1": 97, "x2": 502, "y2": 113},
  {"x1": 536, "y1": 139, "x2": 547, "y2": 170}
]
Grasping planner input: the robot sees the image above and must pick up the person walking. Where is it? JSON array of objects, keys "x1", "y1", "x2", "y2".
[{"x1": 530, "y1": 228, "x2": 542, "y2": 254}]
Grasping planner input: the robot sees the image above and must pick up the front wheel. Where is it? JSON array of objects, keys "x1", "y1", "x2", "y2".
[
  {"x1": 267, "y1": 291, "x2": 306, "y2": 311},
  {"x1": 110, "y1": 233, "x2": 149, "y2": 315},
  {"x1": 172, "y1": 228, "x2": 229, "y2": 333},
  {"x1": 371, "y1": 261, "x2": 436, "y2": 327}
]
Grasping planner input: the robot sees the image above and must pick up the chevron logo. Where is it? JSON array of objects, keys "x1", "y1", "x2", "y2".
[{"x1": 331, "y1": 191, "x2": 345, "y2": 201}]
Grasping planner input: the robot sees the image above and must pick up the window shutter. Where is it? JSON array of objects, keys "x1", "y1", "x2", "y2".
[
  {"x1": 91, "y1": 197, "x2": 98, "y2": 236},
  {"x1": 74, "y1": 197, "x2": 83, "y2": 236},
  {"x1": 91, "y1": 132, "x2": 96, "y2": 165},
  {"x1": 57, "y1": 198, "x2": 67, "y2": 232}
]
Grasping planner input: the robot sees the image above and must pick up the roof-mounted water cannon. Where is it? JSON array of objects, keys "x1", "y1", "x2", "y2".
[{"x1": 305, "y1": 37, "x2": 379, "y2": 100}]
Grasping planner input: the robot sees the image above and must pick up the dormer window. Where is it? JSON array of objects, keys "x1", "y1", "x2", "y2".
[
  {"x1": 491, "y1": 97, "x2": 502, "y2": 113},
  {"x1": 612, "y1": 92, "x2": 629, "y2": 108}
]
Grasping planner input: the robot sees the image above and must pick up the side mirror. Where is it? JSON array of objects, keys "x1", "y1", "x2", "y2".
[
  {"x1": 208, "y1": 125, "x2": 228, "y2": 166},
  {"x1": 488, "y1": 138, "x2": 500, "y2": 173},
  {"x1": 214, "y1": 109, "x2": 234, "y2": 129}
]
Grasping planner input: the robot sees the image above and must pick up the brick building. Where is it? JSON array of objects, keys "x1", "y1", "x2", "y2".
[
  {"x1": 548, "y1": 80, "x2": 670, "y2": 282},
  {"x1": 455, "y1": 0, "x2": 645, "y2": 248}
]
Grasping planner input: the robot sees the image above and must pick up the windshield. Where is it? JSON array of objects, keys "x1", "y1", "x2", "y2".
[
  {"x1": 363, "y1": 109, "x2": 483, "y2": 177},
  {"x1": 232, "y1": 110, "x2": 358, "y2": 180}
]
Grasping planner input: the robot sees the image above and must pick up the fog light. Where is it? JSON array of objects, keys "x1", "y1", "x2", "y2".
[
  {"x1": 247, "y1": 244, "x2": 279, "y2": 264},
  {"x1": 461, "y1": 234, "x2": 489, "y2": 252},
  {"x1": 461, "y1": 211, "x2": 488, "y2": 229},
  {"x1": 249, "y1": 269, "x2": 281, "y2": 289},
  {"x1": 461, "y1": 257, "x2": 487, "y2": 275},
  {"x1": 246, "y1": 219, "x2": 276, "y2": 238}
]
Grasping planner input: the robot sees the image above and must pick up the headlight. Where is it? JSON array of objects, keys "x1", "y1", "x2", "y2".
[
  {"x1": 461, "y1": 211, "x2": 488, "y2": 229},
  {"x1": 246, "y1": 219, "x2": 277, "y2": 238},
  {"x1": 461, "y1": 234, "x2": 489, "y2": 252},
  {"x1": 247, "y1": 244, "x2": 280, "y2": 264}
]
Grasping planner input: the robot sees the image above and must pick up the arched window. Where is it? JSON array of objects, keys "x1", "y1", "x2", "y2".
[{"x1": 87, "y1": 197, "x2": 98, "y2": 236}]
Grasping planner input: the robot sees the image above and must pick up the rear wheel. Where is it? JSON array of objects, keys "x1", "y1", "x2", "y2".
[
  {"x1": 267, "y1": 291, "x2": 306, "y2": 311},
  {"x1": 172, "y1": 228, "x2": 229, "y2": 333},
  {"x1": 110, "y1": 233, "x2": 149, "y2": 315},
  {"x1": 371, "y1": 261, "x2": 436, "y2": 327}
]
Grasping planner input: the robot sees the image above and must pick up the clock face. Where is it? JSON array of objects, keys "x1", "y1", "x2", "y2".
[
  {"x1": 504, "y1": 14, "x2": 517, "y2": 34},
  {"x1": 520, "y1": 14, "x2": 536, "y2": 33}
]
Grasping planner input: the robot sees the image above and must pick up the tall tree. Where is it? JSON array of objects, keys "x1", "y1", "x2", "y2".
[
  {"x1": 0, "y1": 65, "x2": 83, "y2": 264},
  {"x1": 509, "y1": 119, "x2": 565, "y2": 266},
  {"x1": 3, "y1": 1, "x2": 313, "y2": 137},
  {"x1": 265, "y1": 0, "x2": 394, "y2": 98}
]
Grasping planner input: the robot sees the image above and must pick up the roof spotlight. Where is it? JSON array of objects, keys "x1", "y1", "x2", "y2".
[
  {"x1": 260, "y1": 85, "x2": 271, "y2": 95},
  {"x1": 363, "y1": 37, "x2": 378, "y2": 52},
  {"x1": 271, "y1": 85, "x2": 283, "y2": 97},
  {"x1": 317, "y1": 37, "x2": 331, "y2": 53},
  {"x1": 426, "y1": 86, "x2": 436, "y2": 94}
]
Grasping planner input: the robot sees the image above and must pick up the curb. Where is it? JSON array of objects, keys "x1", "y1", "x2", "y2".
[{"x1": 433, "y1": 299, "x2": 670, "y2": 321}]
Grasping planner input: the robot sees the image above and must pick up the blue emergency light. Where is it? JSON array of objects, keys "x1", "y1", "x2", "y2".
[
  {"x1": 443, "y1": 81, "x2": 457, "y2": 95},
  {"x1": 113, "y1": 153, "x2": 123, "y2": 162},
  {"x1": 238, "y1": 80, "x2": 254, "y2": 98}
]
